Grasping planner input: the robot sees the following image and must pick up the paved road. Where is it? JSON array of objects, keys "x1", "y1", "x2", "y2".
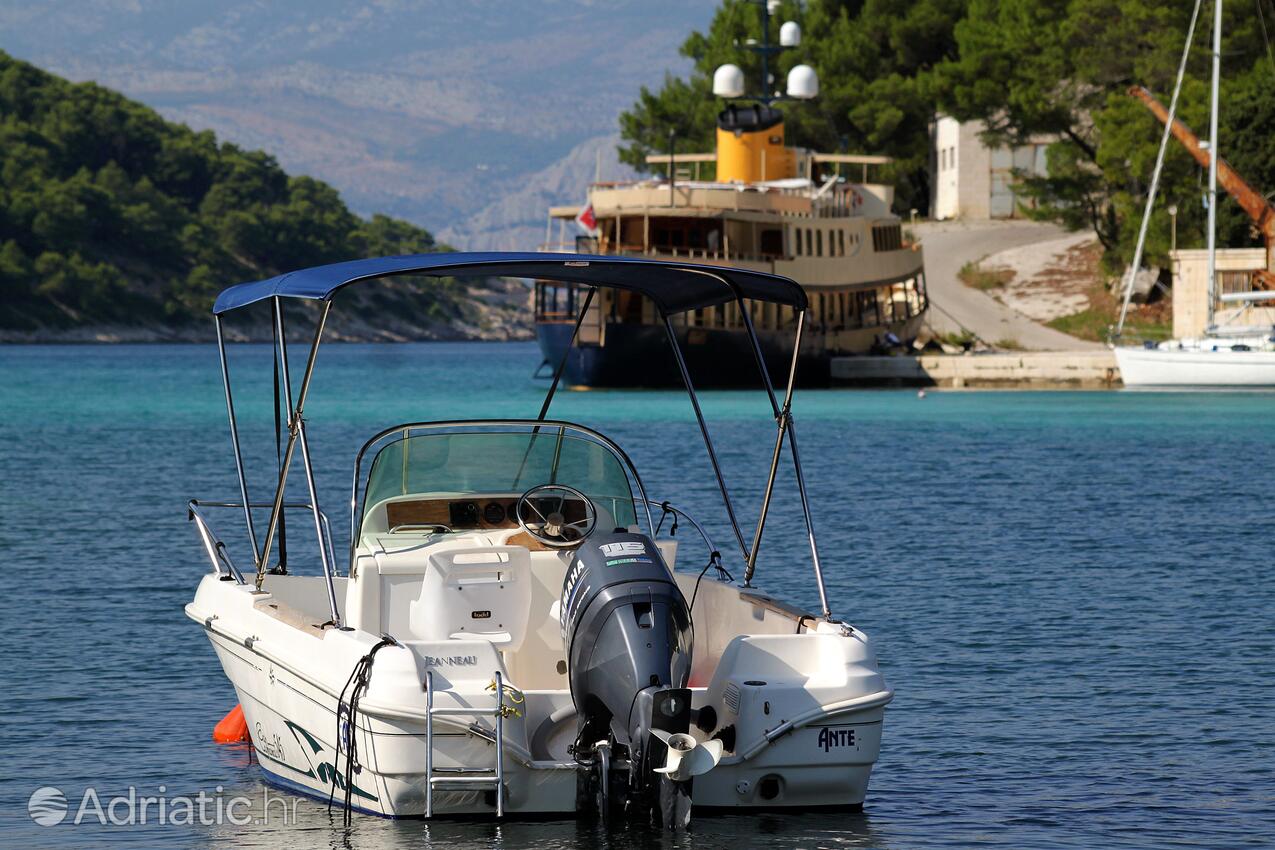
[{"x1": 913, "y1": 220, "x2": 1105, "y2": 350}]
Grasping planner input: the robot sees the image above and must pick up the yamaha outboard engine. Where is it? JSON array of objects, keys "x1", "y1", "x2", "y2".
[{"x1": 560, "y1": 532, "x2": 717, "y2": 827}]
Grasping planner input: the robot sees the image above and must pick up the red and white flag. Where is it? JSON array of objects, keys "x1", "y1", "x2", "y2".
[{"x1": 575, "y1": 202, "x2": 598, "y2": 235}]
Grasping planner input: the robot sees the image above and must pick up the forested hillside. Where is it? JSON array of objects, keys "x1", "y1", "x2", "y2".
[{"x1": 0, "y1": 51, "x2": 526, "y2": 340}]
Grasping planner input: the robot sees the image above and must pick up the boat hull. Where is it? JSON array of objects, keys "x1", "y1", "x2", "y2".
[
  {"x1": 187, "y1": 573, "x2": 891, "y2": 818},
  {"x1": 536, "y1": 317, "x2": 924, "y2": 389},
  {"x1": 1115, "y1": 346, "x2": 1275, "y2": 387}
]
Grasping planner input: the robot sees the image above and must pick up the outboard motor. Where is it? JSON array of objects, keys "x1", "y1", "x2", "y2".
[{"x1": 560, "y1": 531, "x2": 718, "y2": 827}]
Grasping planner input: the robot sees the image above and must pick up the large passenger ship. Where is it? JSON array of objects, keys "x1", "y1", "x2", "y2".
[{"x1": 535, "y1": 80, "x2": 927, "y2": 387}]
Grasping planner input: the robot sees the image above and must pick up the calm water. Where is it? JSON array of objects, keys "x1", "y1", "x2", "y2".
[{"x1": 2, "y1": 342, "x2": 1273, "y2": 849}]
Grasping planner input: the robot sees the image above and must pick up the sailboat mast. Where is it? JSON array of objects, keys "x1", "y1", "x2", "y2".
[
  {"x1": 1206, "y1": 0, "x2": 1222, "y2": 331},
  {"x1": 1114, "y1": 0, "x2": 1203, "y2": 339}
]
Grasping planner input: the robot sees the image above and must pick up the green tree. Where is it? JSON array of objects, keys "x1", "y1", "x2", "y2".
[
  {"x1": 935, "y1": 0, "x2": 1270, "y2": 270},
  {"x1": 0, "y1": 239, "x2": 34, "y2": 302},
  {"x1": 617, "y1": 0, "x2": 966, "y2": 213}
]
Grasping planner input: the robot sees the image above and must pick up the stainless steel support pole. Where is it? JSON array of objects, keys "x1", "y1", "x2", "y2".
[
  {"x1": 747, "y1": 417, "x2": 788, "y2": 586},
  {"x1": 738, "y1": 297, "x2": 781, "y2": 414},
  {"x1": 740, "y1": 300, "x2": 802, "y2": 585},
  {"x1": 215, "y1": 316, "x2": 260, "y2": 562},
  {"x1": 779, "y1": 312, "x2": 831, "y2": 619},
  {"x1": 785, "y1": 418, "x2": 830, "y2": 619},
  {"x1": 660, "y1": 314, "x2": 749, "y2": 561},
  {"x1": 255, "y1": 301, "x2": 331, "y2": 600},
  {"x1": 538, "y1": 286, "x2": 595, "y2": 421},
  {"x1": 273, "y1": 301, "x2": 340, "y2": 624}
]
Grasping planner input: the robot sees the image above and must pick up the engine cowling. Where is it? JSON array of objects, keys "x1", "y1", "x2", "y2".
[{"x1": 560, "y1": 531, "x2": 699, "y2": 825}]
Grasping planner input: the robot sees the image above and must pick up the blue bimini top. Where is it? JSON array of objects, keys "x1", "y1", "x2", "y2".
[{"x1": 211, "y1": 251, "x2": 808, "y2": 316}]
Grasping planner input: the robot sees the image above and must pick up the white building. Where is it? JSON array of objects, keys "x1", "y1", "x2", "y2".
[
  {"x1": 1170, "y1": 248, "x2": 1275, "y2": 338},
  {"x1": 931, "y1": 115, "x2": 1054, "y2": 220}
]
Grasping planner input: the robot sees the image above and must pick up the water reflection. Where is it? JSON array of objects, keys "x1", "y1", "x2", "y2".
[{"x1": 197, "y1": 795, "x2": 888, "y2": 850}]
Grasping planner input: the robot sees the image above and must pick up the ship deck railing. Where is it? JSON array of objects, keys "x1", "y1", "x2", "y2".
[{"x1": 537, "y1": 242, "x2": 785, "y2": 266}]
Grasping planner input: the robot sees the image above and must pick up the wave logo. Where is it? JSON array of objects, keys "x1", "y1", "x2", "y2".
[{"x1": 28, "y1": 786, "x2": 68, "y2": 826}]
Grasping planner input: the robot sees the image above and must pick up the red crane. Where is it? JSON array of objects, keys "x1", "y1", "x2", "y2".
[{"x1": 1130, "y1": 84, "x2": 1275, "y2": 288}]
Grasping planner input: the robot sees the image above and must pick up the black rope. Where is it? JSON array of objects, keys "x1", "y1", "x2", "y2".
[
  {"x1": 689, "y1": 550, "x2": 725, "y2": 613},
  {"x1": 328, "y1": 636, "x2": 396, "y2": 826},
  {"x1": 654, "y1": 501, "x2": 678, "y2": 537}
]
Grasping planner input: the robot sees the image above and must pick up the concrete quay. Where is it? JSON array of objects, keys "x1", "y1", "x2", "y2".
[{"x1": 830, "y1": 350, "x2": 1120, "y2": 389}]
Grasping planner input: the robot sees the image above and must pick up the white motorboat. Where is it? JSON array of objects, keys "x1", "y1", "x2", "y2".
[{"x1": 186, "y1": 252, "x2": 893, "y2": 827}]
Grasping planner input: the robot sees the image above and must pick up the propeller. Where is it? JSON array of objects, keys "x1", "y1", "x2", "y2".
[{"x1": 651, "y1": 730, "x2": 723, "y2": 781}]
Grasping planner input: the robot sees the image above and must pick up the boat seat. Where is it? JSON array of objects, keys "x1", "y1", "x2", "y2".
[{"x1": 407, "y1": 545, "x2": 532, "y2": 651}]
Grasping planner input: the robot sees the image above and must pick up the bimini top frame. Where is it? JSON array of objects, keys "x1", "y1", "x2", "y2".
[
  {"x1": 209, "y1": 252, "x2": 832, "y2": 628},
  {"x1": 213, "y1": 251, "x2": 808, "y2": 315}
]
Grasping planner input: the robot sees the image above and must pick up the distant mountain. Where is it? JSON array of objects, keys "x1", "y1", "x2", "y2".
[
  {"x1": 0, "y1": 0, "x2": 711, "y2": 248},
  {"x1": 437, "y1": 134, "x2": 637, "y2": 251},
  {"x1": 0, "y1": 51, "x2": 527, "y2": 342}
]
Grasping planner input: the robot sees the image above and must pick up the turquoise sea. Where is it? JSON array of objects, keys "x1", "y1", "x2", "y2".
[{"x1": 2, "y1": 341, "x2": 1273, "y2": 849}]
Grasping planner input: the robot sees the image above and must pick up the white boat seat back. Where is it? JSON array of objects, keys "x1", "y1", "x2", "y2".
[{"x1": 409, "y1": 546, "x2": 531, "y2": 651}]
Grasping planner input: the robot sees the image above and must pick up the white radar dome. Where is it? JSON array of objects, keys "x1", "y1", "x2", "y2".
[
  {"x1": 712, "y1": 64, "x2": 746, "y2": 99},
  {"x1": 780, "y1": 21, "x2": 801, "y2": 47},
  {"x1": 786, "y1": 64, "x2": 818, "y2": 99}
]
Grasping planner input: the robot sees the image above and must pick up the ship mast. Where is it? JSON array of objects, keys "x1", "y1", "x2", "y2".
[
  {"x1": 712, "y1": 0, "x2": 817, "y2": 105},
  {"x1": 1114, "y1": 0, "x2": 1203, "y2": 338}
]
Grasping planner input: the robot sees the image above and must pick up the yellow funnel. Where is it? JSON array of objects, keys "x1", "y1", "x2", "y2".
[{"x1": 715, "y1": 105, "x2": 796, "y2": 182}]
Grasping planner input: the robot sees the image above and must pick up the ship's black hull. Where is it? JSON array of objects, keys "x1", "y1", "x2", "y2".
[{"x1": 535, "y1": 322, "x2": 830, "y2": 389}]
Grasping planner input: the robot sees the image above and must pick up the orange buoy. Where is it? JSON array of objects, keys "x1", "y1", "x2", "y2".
[{"x1": 213, "y1": 704, "x2": 250, "y2": 743}]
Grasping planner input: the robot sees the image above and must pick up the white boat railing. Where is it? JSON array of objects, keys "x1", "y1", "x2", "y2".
[{"x1": 188, "y1": 500, "x2": 338, "y2": 592}]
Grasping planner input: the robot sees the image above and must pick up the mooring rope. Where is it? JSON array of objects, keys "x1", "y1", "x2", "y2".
[{"x1": 329, "y1": 636, "x2": 397, "y2": 826}]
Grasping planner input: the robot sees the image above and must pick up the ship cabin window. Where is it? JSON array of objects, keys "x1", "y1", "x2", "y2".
[
  {"x1": 534, "y1": 281, "x2": 584, "y2": 321},
  {"x1": 832, "y1": 275, "x2": 928, "y2": 331},
  {"x1": 806, "y1": 228, "x2": 814, "y2": 256},
  {"x1": 857, "y1": 290, "x2": 881, "y2": 327},
  {"x1": 794, "y1": 228, "x2": 803, "y2": 256},
  {"x1": 838, "y1": 230, "x2": 846, "y2": 256},
  {"x1": 816, "y1": 230, "x2": 823, "y2": 257},
  {"x1": 648, "y1": 217, "x2": 723, "y2": 257},
  {"x1": 760, "y1": 228, "x2": 784, "y2": 258}
]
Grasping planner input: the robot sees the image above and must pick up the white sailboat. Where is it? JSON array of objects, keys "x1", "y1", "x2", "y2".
[{"x1": 1112, "y1": 0, "x2": 1275, "y2": 388}]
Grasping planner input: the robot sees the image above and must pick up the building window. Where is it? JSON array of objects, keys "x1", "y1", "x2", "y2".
[
  {"x1": 815, "y1": 230, "x2": 823, "y2": 257},
  {"x1": 795, "y1": 228, "x2": 803, "y2": 255}
]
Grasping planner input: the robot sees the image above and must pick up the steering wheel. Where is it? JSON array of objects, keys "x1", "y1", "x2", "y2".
[{"x1": 515, "y1": 484, "x2": 597, "y2": 548}]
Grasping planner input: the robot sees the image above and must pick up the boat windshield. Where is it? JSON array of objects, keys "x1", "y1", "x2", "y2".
[{"x1": 362, "y1": 428, "x2": 638, "y2": 528}]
